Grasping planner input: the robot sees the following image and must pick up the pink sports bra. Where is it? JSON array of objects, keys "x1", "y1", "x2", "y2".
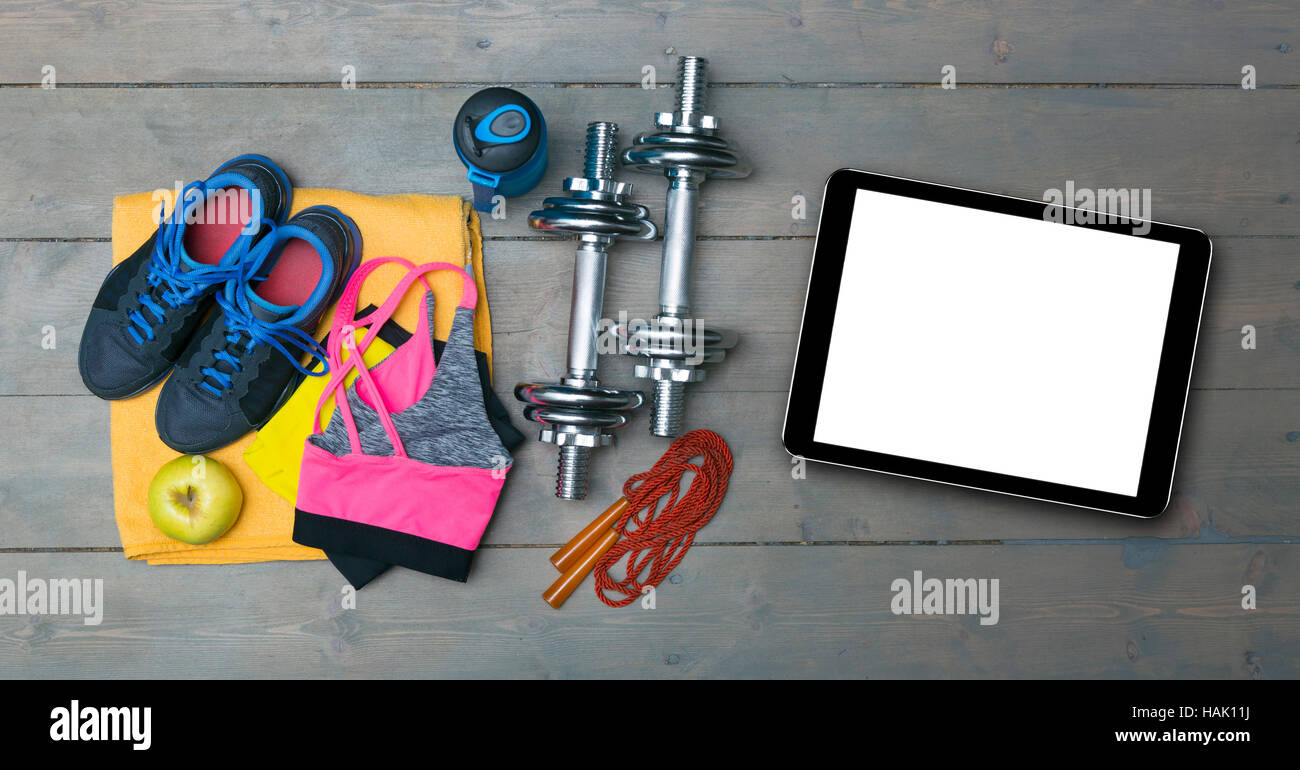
[{"x1": 292, "y1": 258, "x2": 512, "y2": 582}]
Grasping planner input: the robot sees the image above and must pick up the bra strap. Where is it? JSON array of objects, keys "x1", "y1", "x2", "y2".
[{"x1": 314, "y1": 258, "x2": 478, "y2": 457}]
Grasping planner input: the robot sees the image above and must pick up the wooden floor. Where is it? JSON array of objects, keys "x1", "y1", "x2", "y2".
[{"x1": 0, "y1": 2, "x2": 1297, "y2": 678}]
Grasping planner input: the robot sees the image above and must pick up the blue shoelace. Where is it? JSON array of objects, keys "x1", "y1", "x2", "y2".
[
  {"x1": 126, "y1": 180, "x2": 250, "y2": 345},
  {"x1": 198, "y1": 230, "x2": 330, "y2": 397}
]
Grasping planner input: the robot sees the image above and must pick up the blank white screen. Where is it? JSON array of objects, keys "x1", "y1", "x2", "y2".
[{"x1": 813, "y1": 188, "x2": 1180, "y2": 496}]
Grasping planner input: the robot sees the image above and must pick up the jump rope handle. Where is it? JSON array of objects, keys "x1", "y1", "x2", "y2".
[{"x1": 543, "y1": 497, "x2": 629, "y2": 609}]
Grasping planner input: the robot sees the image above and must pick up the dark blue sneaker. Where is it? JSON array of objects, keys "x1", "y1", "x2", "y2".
[
  {"x1": 79, "y1": 154, "x2": 293, "y2": 399},
  {"x1": 155, "y1": 206, "x2": 362, "y2": 453}
]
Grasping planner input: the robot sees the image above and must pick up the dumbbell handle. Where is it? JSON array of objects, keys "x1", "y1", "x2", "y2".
[{"x1": 549, "y1": 497, "x2": 629, "y2": 571}]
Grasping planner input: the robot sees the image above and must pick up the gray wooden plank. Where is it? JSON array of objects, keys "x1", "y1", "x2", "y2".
[
  {"x1": 2, "y1": 1, "x2": 1296, "y2": 85},
  {"x1": 0, "y1": 389, "x2": 1294, "y2": 548},
  {"x1": 493, "y1": 237, "x2": 1300, "y2": 394},
  {"x1": 0, "y1": 546, "x2": 1291, "y2": 678},
  {"x1": 1, "y1": 88, "x2": 1296, "y2": 239},
  {"x1": 2, "y1": 237, "x2": 1294, "y2": 398}
]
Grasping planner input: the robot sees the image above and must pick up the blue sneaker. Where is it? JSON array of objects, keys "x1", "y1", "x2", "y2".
[
  {"x1": 78, "y1": 155, "x2": 293, "y2": 399},
  {"x1": 155, "y1": 206, "x2": 362, "y2": 453}
]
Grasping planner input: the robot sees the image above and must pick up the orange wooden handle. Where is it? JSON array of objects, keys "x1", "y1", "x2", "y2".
[
  {"x1": 542, "y1": 528, "x2": 621, "y2": 609},
  {"x1": 550, "y1": 497, "x2": 629, "y2": 572}
]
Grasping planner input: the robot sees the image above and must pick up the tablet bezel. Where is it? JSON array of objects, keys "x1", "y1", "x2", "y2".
[{"x1": 783, "y1": 168, "x2": 1213, "y2": 517}]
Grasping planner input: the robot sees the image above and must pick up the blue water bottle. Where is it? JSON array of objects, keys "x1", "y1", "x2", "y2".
[{"x1": 453, "y1": 88, "x2": 548, "y2": 212}]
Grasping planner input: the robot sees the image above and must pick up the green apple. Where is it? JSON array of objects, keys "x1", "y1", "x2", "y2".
[{"x1": 147, "y1": 454, "x2": 243, "y2": 545}]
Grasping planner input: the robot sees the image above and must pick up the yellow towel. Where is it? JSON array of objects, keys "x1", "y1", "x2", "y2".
[{"x1": 110, "y1": 190, "x2": 492, "y2": 564}]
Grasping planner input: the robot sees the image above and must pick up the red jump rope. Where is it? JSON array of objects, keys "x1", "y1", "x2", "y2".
[{"x1": 543, "y1": 429, "x2": 734, "y2": 608}]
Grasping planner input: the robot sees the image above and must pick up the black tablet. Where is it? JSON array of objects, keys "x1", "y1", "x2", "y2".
[{"x1": 784, "y1": 169, "x2": 1212, "y2": 517}]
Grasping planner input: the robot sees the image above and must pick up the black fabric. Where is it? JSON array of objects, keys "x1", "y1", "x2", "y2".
[
  {"x1": 301, "y1": 305, "x2": 521, "y2": 588},
  {"x1": 218, "y1": 157, "x2": 288, "y2": 225},
  {"x1": 324, "y1": 551, "x2": 391, "y2": 590},
  {"x1": 155, "y1": 304, "x2": 298, "y2": 452},
  {"x1": 92, "y1": 237, "x2": 153, "y2": 312},
  {"x1": 79, "y1": 236, "x2": 224, "y2": 399},
  {"x1": 285, "y1": 208, "x2": 349, "y2": 264},
  {"x1": 294, "y1": 511, "x2": 475, "y2": 584}
]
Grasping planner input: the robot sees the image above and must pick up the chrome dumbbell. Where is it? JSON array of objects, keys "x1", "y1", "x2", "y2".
[
  {"x1": 618, "y1": 55, "x2": 751, "y2": 437},
  {"x1": 515, "y1": 122, "x2": 657, "y2": 499}
]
